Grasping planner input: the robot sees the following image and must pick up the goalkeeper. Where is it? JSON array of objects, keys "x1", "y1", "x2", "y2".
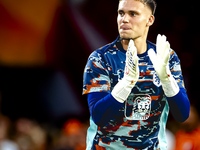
[{"x1": 83, "y1": 0, "x2": 190, "y2": 149}]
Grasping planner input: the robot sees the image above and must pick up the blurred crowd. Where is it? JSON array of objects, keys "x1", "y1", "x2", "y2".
[
  {"x1": 0, "y1": 105, "x2": 199, "y2": 150},
  {"x1": 166, "y1": 105, "x2": 200, "y2": 150},
  {"x1": 0, "y1": 115, "x2": 88, "y2": 150}
]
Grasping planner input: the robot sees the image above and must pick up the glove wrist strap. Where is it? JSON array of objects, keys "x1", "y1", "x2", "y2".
[
  {"x1": 161, "y1": 76, "x2": 180, "y2": 97},
  {"x1": 111, "y1": 78, "x2": 137, "y2": 103}
]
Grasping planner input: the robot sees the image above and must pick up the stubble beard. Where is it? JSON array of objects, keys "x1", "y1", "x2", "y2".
[
  {"x1": 120, "y1": 34, "x2": 132, "y2": 41},
  {"x1": 119, "y1": 32, "x2": 139, "y2": 41}
]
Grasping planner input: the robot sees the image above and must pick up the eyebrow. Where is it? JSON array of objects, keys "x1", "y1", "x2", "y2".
[{"x1": 117, "y1": 9, "x2": 140, "y2": 15}]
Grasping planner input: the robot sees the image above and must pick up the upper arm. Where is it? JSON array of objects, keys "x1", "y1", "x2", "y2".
[
  {"x1": 169, "y1": 49, "x2": 185, "y2": 89},
  {"x1": 83, "y1": 51, "x2": 111, "y2": 95}
]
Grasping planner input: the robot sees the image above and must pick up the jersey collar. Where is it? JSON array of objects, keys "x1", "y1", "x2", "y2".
[{"x1": 114, "y1": 36, "x2": 153, "y2": 57}]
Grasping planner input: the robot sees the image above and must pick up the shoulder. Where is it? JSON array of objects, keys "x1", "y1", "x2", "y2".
[
  {"x1": 147, "y1": 40, "x2": 178, "y2": 56},
  {"x1": 147, "y1": 40, "x2": 179, "y2": 60},
  {"x1": 84, "y1": 42, "x2": 117, "y2": 72},
  {"x1": 86, "y1": 43, "x2": 113, "y2": 66},
  {"x1": 169, "y1": 49, "x2": 180, "y2": 63},
  {"x1": 90, "y1": 43, "x2": 112, "y2": 58},
  {"x1": 89, "y1": 38, "x2": 120, "y2": 59}
]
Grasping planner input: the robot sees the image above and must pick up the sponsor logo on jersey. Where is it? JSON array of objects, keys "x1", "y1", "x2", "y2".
[{"x1": 125, "y1": 94, "x2": 151, "y2": 120}]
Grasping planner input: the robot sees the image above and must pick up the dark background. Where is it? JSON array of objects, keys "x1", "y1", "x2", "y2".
[{"x1": 0, "y1": 0, "x2": 198, "y2": 127}]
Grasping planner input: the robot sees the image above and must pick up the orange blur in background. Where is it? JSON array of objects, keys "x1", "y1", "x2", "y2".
[{"x1": 0, "y1": 0, "x2": 60, "y2": 66}]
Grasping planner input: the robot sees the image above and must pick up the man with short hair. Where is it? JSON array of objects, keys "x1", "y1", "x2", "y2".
[{"x1": 83, "y1": 0, "x2": 190, "y2": 149}]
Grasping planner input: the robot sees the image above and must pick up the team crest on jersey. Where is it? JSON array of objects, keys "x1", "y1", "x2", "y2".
[
  {"x1": 153, "y1": 72, "x2": 161, "y2": 87},
  {"x1": 125, "y1": 94, "x2": 151, "y2": 120}
]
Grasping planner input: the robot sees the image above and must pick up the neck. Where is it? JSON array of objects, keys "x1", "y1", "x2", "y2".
[{"x1": 121, "y1": 37, "x2": 147, "y2": 54}]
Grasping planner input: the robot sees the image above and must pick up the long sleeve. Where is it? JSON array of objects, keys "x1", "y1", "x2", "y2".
[
  {"x1": 164, "y1": 48, "x2": 190, "y2": 122},
  {"x1": 87, "y1": 92, "x2": 124, "y2": 126},
  {"x1": 166, "y1": 88, "x2": 190, "y2": 122}
]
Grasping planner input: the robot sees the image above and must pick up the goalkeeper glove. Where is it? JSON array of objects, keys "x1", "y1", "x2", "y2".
[
  {"x1": 148, "y1": 34, "x2": 179, "y2": 97},
  {"x1": 111, "y1": 40, "x2": 139, "y2": 103}
]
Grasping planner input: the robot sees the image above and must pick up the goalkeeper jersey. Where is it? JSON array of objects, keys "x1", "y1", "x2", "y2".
[{"x1": 83, "y1": 36, "x2": 185, "y2": 150}]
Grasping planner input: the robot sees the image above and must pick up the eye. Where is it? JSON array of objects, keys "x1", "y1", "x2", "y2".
[
  {"x1": 118, "y1": 10, "x2": 124, "y2": 16},
  {"x1": 130, "y1": 11, "x2": 135, "y2": 17}
]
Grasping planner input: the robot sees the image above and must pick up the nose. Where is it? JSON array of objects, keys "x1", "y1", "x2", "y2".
[{"x1": 122, "y1": 13, "x2": 129, "y2": 23}]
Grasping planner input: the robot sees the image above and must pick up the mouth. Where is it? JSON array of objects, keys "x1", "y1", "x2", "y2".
[{"x1": 120, "y1": 25, "x2": 131, "y2": 30}]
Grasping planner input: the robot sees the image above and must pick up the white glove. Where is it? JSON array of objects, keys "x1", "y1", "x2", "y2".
[
  {"x1": 111, "y1": 40, "x2": 139, "y2": 103},
  {"x1": 148, "y1": 34, "x2": 179, "y2": 97}
]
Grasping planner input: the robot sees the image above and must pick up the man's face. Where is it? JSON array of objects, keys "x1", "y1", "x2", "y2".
[{"x1": 117, "y1": 0, "x2": 153, "y2": 40}]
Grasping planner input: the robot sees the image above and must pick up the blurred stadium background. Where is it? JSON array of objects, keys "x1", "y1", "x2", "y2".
[{"x1": 0, "y1": 0, "x2": 199, "y2": 149}]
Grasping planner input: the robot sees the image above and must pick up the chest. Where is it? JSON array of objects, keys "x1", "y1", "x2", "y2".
[{"x1": 108, "y1": 55, "x2": 161, "y2": 92}]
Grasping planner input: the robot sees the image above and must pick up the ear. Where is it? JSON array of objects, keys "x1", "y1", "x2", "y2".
[{"x1": 147, "y1": 15, "x2": 155, "y2": 27}]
